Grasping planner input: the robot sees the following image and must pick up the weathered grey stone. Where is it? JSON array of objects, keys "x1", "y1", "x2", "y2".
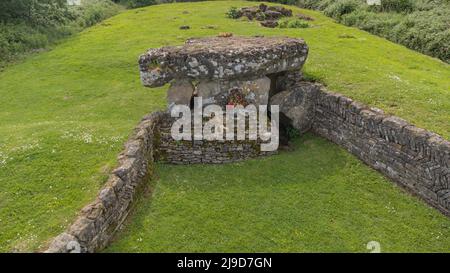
[
  {"x1": 110, "y1": 175, "x2": 126, "y2": 196},
  {"x1": 196, "y1": 80, "x2": 224, "y2": 106},
  {"x1": 382, "y1": 116, "x2": 409, "y2": 130},
  {"x1": 139, "y1": 36, "x2": 308, "y2": 87},
  {"x1": 259, "y1": 3, "x2": 268, "y2": 12},
  {"x1": 270, "y1": 82, "x2": 319, "y2": 134},
  {"x1": 123, "y1": 139, "x2": 144, "y2": 158},
  {"x1": 167, "y1": 79, "x2": 194, "y2": 110},
  {"x1": 235, "y1": 4, "x2": 292, "y2": 22},
  {"x1": 69, "y1": 217, "x2": 96, "y2": 244},
  {"x1": 267, "y1": 5, "x2": 292, "y2": 17},
  {"x1": 196, "y1": 77, "x2": 270, "y2": 107},
  {"x1": 115, "y1": 154, "x2": 143, "y2": 188},
  {"x1": 99, "y1": 186, "x2": 118, "y2": 209},
  {"x1": 231, "y1": 77, "x2": 270, "y2": 106},
  {"x1": 261, "y1": 20, "x2": 278, "y2": 28},
  {"x1": 349, "y1": 101, "x2": 367, "y2": 114},
  {"x1": 45, "y1": 232, "x2": 79, "y2": 253},
  {"x1": 240, "y1": 6, "x2": 259, "y2": 20},
  {"x1": 264, "y1": 10, "x2": 282, "y2": 20},
  {"x1": 274, "y1": 70, "x2": 303, "y2": 92},
  {"x1": 81, "y1": 201, "x2": 105, "y2": 220},
  {"x1": 155, "y1": 112, "x2": 276, "y2": 164}
]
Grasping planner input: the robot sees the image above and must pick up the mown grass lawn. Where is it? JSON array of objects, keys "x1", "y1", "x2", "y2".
[
  {"x1": 0, "y1": 1, "x2": 449, "y2": 252},
  {"x1": 106, "y1": 134, "x2": 450, "y2": 253}
]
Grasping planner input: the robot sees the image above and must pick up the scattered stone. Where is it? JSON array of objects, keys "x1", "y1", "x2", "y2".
[
  {"x1": 264, "y1": 10, "x2": 283, "y2": 20},
  {"x1": 240, "y1": 6, "x2": 259, "y2": 20},
  {"x1": 45, "y1": 233, "x2": 79, "y2": 253},
  {"x1": 274, "y1": 70, "x2": 304, "y2": 92},
  {"x1": 297, "y1": 13, "x2": 314, "y2": 21},
  {"x1": 227, "y1": 4, "x2": 293, "y2": 28},
  {"x1": 267, "y1": 5, "x2": 292, "y2": 17},
  {"x1": 259, "y1": 3, "x2": 268, "y2": 12},
  {"x1": 261, "y1": 20, "x2": 278, "y2": 28},
  {"x1": 179, "y1": 25, "x2": 190, "y2": 30}
]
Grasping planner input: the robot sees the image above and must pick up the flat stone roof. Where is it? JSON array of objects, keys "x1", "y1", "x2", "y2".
[{"x1": 139, "y1": 36, "x2": 308, "y2": 87}]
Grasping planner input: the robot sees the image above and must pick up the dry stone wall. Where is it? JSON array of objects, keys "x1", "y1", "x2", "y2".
[
  {"x1": 44, "y1": 110, "x2": 275, "y2": 252},
  {"x1": 155, "y1": 113, "x2": 276, "y2": 164},
  {"x1": 45, "y1": 112, "x2": 165, "y2": 253},
  {"x1": 44, "y1": 84, "x2": 450, "y2": 253},
  {"x1": 312, "y1": 87, "x2": 450, "y2": 216}
]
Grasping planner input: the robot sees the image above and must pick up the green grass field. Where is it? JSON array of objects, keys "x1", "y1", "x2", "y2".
[
  {"x1": 106, "y1": 135, "x2": 450, "y2": 253},
  {"x1": 0, "y1": 1, "x2": 449, "y2": 252}
]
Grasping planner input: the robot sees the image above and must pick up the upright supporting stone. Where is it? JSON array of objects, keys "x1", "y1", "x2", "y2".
[
  {"x1": 195, "y1": 77, "x2": 271, "y2": 107},
  {"x1": 167, "y1": 79, "x2": 194, "y2": 111},
  {"x1": 270, "y1": 82, "x2": 319, "y2": 134},
  {"x1": 275, "y1": 70, "x2": 303, "y2": 92},
  {"x1": 196, "y1": 80, "x2": 224, "y2": 106},
  {"x1": 227, "y1": 77, "x2": 271, "y2": 107}
]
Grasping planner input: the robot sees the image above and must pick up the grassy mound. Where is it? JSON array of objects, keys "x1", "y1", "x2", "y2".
[
  {"x1": 0, "y1": 1, "x2": 448, "y2": 252},
  {"x1": 293, "y1": 0, "x2": 450, "y2": 63}
]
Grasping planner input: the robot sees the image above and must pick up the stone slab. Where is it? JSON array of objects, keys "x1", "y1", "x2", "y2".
[{"x1": 139, "y1": 36, "x2": 308, "y2": 87}]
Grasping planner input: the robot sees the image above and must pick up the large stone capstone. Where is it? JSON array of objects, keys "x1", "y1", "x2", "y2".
[
  {"x1": 139, "y1": 35, "x2": 313, "y2": 140},
  {"x1": 139, "y1": 36, "x2": 308, "y2": 87}
]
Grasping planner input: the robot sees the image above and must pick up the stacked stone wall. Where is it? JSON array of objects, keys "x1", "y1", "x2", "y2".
[
  {"x1": 156, "y1": 113, "x2": 276, "y2": 164},
  {"x1": 312, "y1": 88, "x2": 450, "y2": 216},
  {"x1": 45, "y1": 84, "x2": 450, "y2": 253},
  {"x1": 45, "y1": 112, "x2": 165, "y2": 253}
]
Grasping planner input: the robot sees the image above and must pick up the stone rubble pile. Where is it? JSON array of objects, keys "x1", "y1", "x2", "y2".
[{"x1": 230, "y1": 4, "x2": 293, "y2": 28}]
